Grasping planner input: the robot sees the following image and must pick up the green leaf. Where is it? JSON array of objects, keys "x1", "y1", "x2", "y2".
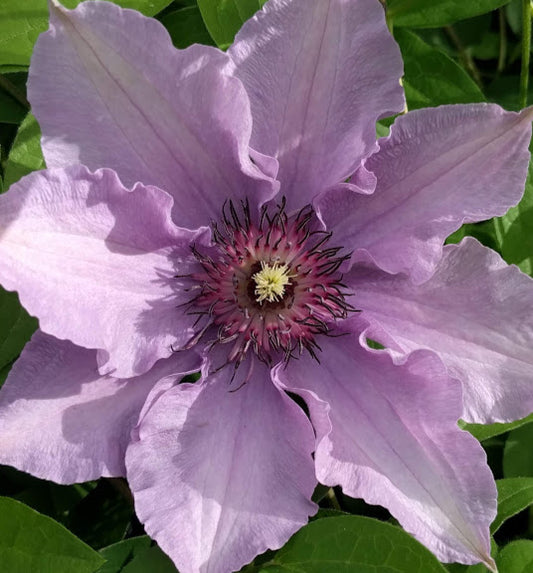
[
  {"x1": 197, "y1": 0, "x2": 266, "y2": 49},
  {"x1": 66, "y1": 480, "x2": 134, "y2": 550},
  {"x1": 492, "y1": 478, "x2": 533, "y2": 533},
  {"x1": 388, "y1": 0, "x2": 512, "y2": 28},
  {"x1": 496, "y1": 540, "x2": 533, "y2": 573},
  {"x1": 486, "y1": 75, "x2": 533, "y2": 112},
  {"x1": 97, "y1": 537, "x2": 152, "y2": 573},
  {"x1": 463, "y1": 412, "x2": 533, "y2": 442},
  {"x1": 3, "y1": 112, "x2": 44, "y2": 189},
  {"x1": 97, "y1": 539, "x2": 177, "y2": 573},
  {"x1": 0, "y1": 361, "x2": 11, "y2": 386},
  {"x1": 394, "y1": 28, "x2": 484, "y2": 110},
  {"x1": 160, "y1": 5, "x2": 215, "y2": 49},
  {"x1": 494, "y1": 158, "x2": 533, "y2": 276},
  {"x1": 445, "y1": 220, "x2": 500, "y2": 252},
  {"x1": 0, "y1": 64, "x2": 29, "y2": 74},
  {"x1": 503, "y1": 423, "x2": 533, "y2": 477},
  {"x1": 256, "y1": 516, "x2": 448, "y2": 572},
  {"x1": 0, "y1": 497, "x2": 104, "y2": 573},
  {"x1": 0, "y1": 287, "x2": 37, "y2": 372},
  {"x1": 0, "y1": 0, "x2": 174, "y2": 68},
  {"x1": 506, "y1": 0, "x2": 522, "y2": 35},
  {"x1": 0, "y1": 85, "x2": 26, "y2": 124}
]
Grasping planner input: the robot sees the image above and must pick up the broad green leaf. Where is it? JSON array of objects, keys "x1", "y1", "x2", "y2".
[
  {"x1": 160, "y1": 5, "x2": 215, "y2": 48},
  {"x1": 98, "y1": 539, "x2": 177, "y2": 573},
  {"x1": 3, "y1": 112, "x2": 44, "y2": 189},
  {"x1": 197, "y1": 0, "x2": 266, "y2": 49},
  {"x1": 97, "y1": 537, "x2": 152, "y2": 573},
  {"x1": 494, "y1": 158, "x2": 533, "y2": 276},
  {"x1": 0, "y1": 287, "x2": 37, "y2": 372},
  {"x1": 496, "y1": 540, "x2": 533, "y2": 573},
  {"x1": 309, "y1": 508, "x2": 347, "y2": 522},
  {"x1": 388, "y1": 0, "x2": 512, "y2": 29},
  {"x1": 463, "y1": 412, "x2": 533, "y2": 442},
  {"x1": 256, "y1": 516, "x2": 448, "y2": 572},
  {"x1": 395, "y1": 29, "x2": 484, "y2": 110},
  {"x1": 492, "y1": 478, "x2": 533, "y2": 533},
  {"x1": 0, "y1": 497, "x2": 104, "y2": 573},
  {"x1": 503, "y1": 423, "x2": 533, "y2": 477},
  {"x1": 0, "y1": 0, "x2": 174, "y2": 68},
  {"x1": 121, "y1": 545, "x2": 177, "y2": 572}
]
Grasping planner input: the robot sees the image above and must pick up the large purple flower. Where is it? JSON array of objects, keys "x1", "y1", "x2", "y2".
[{"x1": 1, "y1": 0, "x2": 533, "y2": 571}]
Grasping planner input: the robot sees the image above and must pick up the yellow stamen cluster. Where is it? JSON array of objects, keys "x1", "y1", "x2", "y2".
[{"x1": 252, "y1": 261, "x2": 292, "y2": 304}]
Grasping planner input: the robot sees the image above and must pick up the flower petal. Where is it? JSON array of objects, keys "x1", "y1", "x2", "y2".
[
  {"x1": 0, "y1": 331, "x2": 201, "y2": 484},
  {"x1": 29, "y1": 0, "x2": 276, "y2": 228},
  {"x1": 318, "y1": 104, "x2": 533, "y2": 282},
  {"x1": 274, "y1": 333, "x2": 496, "y2": 569},
  {"x1": 0, "y1": 165, "x2": 204, "y2": 378},
  {"x1": 348, "y1": 237, "x2": 533, "y2": 424},
  {"x1": 126, "y1": 361, "x2": 317, "y2": 573},
  {"x1": 229, "y1": 0, "x2": 404, "y2": 209}
]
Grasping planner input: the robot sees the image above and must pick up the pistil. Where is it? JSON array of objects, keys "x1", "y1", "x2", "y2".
[{"x1": 253, "y1": 261, "x2": 293, "y2": 303}]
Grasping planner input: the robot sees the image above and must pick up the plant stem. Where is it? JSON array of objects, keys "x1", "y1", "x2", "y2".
[
  {"x1": 0, "y1": 73, "x2": 30, "y2": 110},
  {"x1": 520, "y1": 0, "x2": 532, "y2": 108}
]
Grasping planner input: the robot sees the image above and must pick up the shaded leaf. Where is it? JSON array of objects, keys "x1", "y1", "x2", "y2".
[
  {"x1": 0, "y1": 82, "x2": 26, "y2": 124},
  {"x1": 66, "y1": 480, "x2": 134, "y2": 550},
  {"x1": 120, "y1": 545, "x2": 177, "y2": 573},
  {"x1": 492, "y1": 478, "x2": 533, "y2": 533},
  {"x1": 98, "y1": 539, "x2": 177, "y2": 573},
  {"x1": 197, "y1": 0, "x2": 266, "y2": 48},
  {"x1": 503, "y1": 423, "x2": 533, "y2": 478},
  {"x1": 159, "y1": 5, "x2": 215, "y2": 48},
  {"x1": 0, "y1": 287, "x2": 37, "y2": 371},
  {"x1": 395, "y1": 28, "x2": 484, "y2": 109},
  {"x1": 0, "y1": 361, "x2": 11, "y2": 386},
  {"x1": 0, "y1": 465, "x2": 95, "y2": 525},
  {"x1": 389, "y1": 0, "x2": 512, "y2": 29},
  {"x1": 494, "y1": 158, "x2": 533, "y2": 276},
  {"x1": 96, "y1": 537, "x2": 152, "y2": 573},
  {"x1": 0, "y1": 497, "x2": 104, "y2": 573},
  {"x1": 256, "y1": 516, "x2": 448, "y2": 572}
]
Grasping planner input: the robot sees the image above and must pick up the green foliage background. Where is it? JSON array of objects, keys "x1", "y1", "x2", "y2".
[{"x1": 1, "y1": 0, "x2": 533, "y2": 571}]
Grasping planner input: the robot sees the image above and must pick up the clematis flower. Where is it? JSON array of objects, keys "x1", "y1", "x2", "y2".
[{"x1": 1, "y1": 0, "x2": 533, "y2": 571}]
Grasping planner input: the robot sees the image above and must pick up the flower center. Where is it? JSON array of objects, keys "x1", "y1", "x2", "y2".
[
  {"x1": 253, "y1": 261, "x2": 293, "y2": 304},
  {"x1": 185, "y1": 199, "x2": 354, "y2": 366}
]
